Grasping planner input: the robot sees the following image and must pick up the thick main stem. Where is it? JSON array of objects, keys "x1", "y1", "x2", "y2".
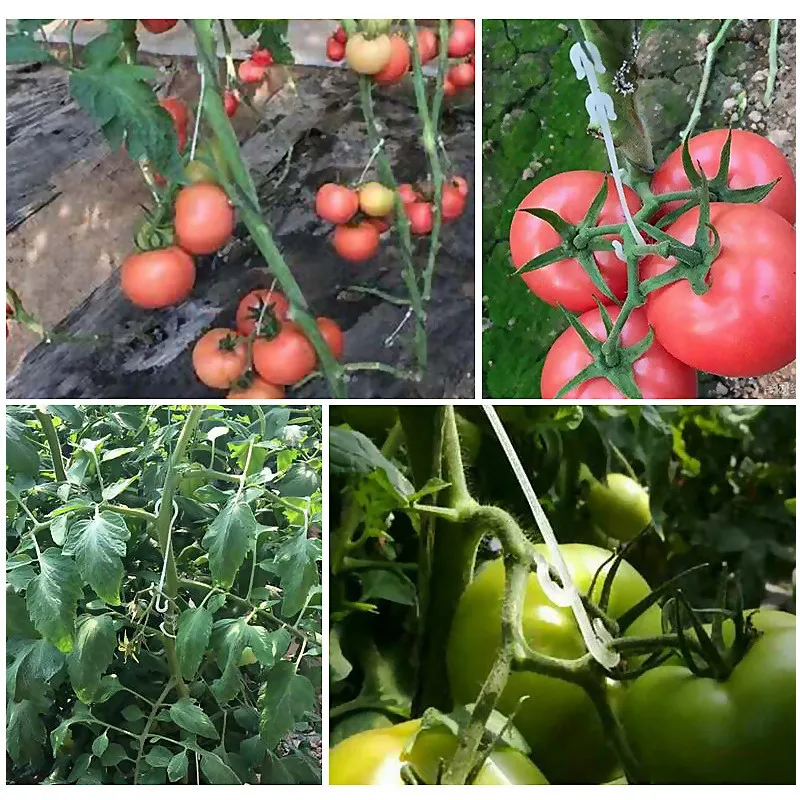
[{"x1": 34, "y1": 409, "x2": 66, "y2": 483}]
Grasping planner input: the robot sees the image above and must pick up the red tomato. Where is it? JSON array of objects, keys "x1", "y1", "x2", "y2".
[
  {"x1": 448, "y1": 62, "x2": 475, "y2": 88},
  {"x1": 406, "y1": 201, "x2": 434, "y2": 235},
  {"x1": 443, "y1": 75, "x2": 458, "y2": 97},
  {"x1": 447, "y1": 19, "x2": 475, "y2": 58},
  {"x1": 397, "y1": 183, "x2": 419, "y2": 204},
  {"x1": 373, "y1": 35, "x2": 411, "y2": 86},
  {"x1": 121, "y1": 247, "x2": 195, "y2": 309},
  {"x1": 452, "y1": 176, "x2": 468, "y2": 197},
  {"x1": 251, "y1": 48, "x2": 273, "y2": 67},
  {"x1": 365, "y1": 216, "x2": 391, "y2": 234},
  {"x1": 541, "y1": 306, "x2": 698, "y2": 399},
  {"x1": 326, "y1": 36, "x2": 346, "y2": 62},
  {"x1": 333, "y1": 222, "x2": 380, "y2": 262},
  {"x1": 509, "y1": 171, "x2": 643, "y2": 312},
  {"x1": 227, "y1": 376, "x2": 285, "y2": 400},
  {"x1": 333, "y1": 25, "x2": 348, "y2": 45},
  {"x1": 223, "y1": 90, "x2": 239, "y2": 117},
  {"x1": 442, "y1": 182, "x2": 467, "y2": 220},
  {"x1": 238, "y1": 60, "x2": 265, "y2": 84},
  {"x1": 651, "y1": 129, "x2": 796, "y2": 225},
  {"x1": 192, "y1": 328, "x2": 247, "y2": 389},
  {"x1": 316, "y1": 183, "x2": 359, "y2": 224},
  {"x1": 236, "y1": 289, "x2": 290, "y2": 336},
  {"x1": 642, "y1": 202, "x2": 796, "y2": 377},
  {"x1": 141, "y1": 20, "x2": 177, "y2": 34},
  {"x1": 416, "y1": 28, "x2": 439, "y2": 64},
  {"x1": 175, "y1": 183, "x2": 235, "y2": 255},
  {"x1": 316, "y1": 316, "x2": 345, "y2": 359},
  {"x1": 253, "y1": 322, "x2": 316, "y2": 385},
  {"x1": 159, "y1": 97, "x2": 188, "y2": 152}
]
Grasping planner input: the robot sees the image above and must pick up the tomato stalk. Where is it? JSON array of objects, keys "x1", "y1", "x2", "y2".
[{"x1": 33, "y1": 408, "x2": 67, "y2": 483}]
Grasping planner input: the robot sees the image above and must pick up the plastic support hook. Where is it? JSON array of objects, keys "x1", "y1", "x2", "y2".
[
  {"x1": 570, "y1": 40, "x2": 645, "y2": 247},
  {"x1": 483, "y1": 405, "x2": 620, "y2": 669}
]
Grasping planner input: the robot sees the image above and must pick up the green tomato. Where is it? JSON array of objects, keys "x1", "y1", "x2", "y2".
[
  {"x1": 447, "y1": 543, "x2": 662, "y2": 784},
  {"x1": 621, "y1": 616, "x2": 795, "y2": 784},
  {"x1": 328, "y1": 719, "x2": 549, "y2": 785},
  {"x1": 586, "y1": 473, "x2": 652, "y2": 542},
  {"x1": 237, "y1": 646, "x2": 257, "y2": 667}
]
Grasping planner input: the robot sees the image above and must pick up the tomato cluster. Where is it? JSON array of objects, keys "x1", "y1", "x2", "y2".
[
  {"x1": 192, "y1": 288, "x2": 344, "y2": 398},
  {"x1": 325, "y1": 20, "x2": 475, "y2": 94},
  {"x1": 236, "y1": 47, "x2": 275, "y2": 98},
  {"x1": 508, "y1": 129, "x2": 796, "y2": 398}
]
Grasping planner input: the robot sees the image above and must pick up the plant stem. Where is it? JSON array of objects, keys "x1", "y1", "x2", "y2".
[
  {"x1": 765, "y1": 19, "x2": 780, "y2": 104},
  {"x1": 34, "y1": 409, "x2": 66, "y2": 482},
  {"x1": 133, "y1": 679, "x2": 175, "y2": 784}
]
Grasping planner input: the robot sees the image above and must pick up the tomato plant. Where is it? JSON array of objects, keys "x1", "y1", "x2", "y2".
[
  {"x1": 238, "y1": 59, "x2": 265, "y2": 84},
  {"x1": 223, "y1": 89, "x2": 239, "y2": 117},
  {"x1": 416, "y1": 27, "x2": 439, "y2": 63},
  {"x1": 235, "y1": 289, "x2": 290, "y2": 336},
  {"x1": 330, "y1": 720, "x2": 549, "y2": 785},
  {"x1": 121, "y1": 247, "x2": 196, "y2": 309},
  {"x1": 345, "y1": 33, "x2": 392, "y2": 75},
  {"x1": 447, "y1": 19, "x2": 475, "y2": 58},
  {"x1": 358, "y1": 182, "x2": 394, "y2": 217},
  {"x1": 316, "y1": 316, "x2": 345, "y2": 360},
  {"x1": 6, "y1": 404, "x2": 322, "y2": 785},
  {"x1": 373, "y1": 35, "x2": 411, "y2": 86},
  {"x1": 326, "y1": 37, "x2": 346, "y2": 62},
  {"x1": 316, "y1": 184, "x2": 359, "y2": 225},
  {"x1": 406, "y1": 201, "x2": 434, "y2": 235},
  {"x1": 333, "y1": 222, "x2": 380, "y2": 261},
  {"x1": 252, "y1": 322, "x2": 317, "y2": 385},
  {"x1": 540, "y1": 306, "x2": 698, "y2": 399},
  {"x1": 586, "y1": 473, "x2": 652, "y2": 542},
  {"x1": 192, "y1": 328, "x2": 248, "y2": 389}
]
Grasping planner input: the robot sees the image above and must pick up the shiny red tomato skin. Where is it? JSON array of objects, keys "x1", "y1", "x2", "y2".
[
  {"x1": 174, "y1": 182, "x2": 235, "y2": 255},
  {"x1": 333, "y1": 25, "x2": 348, "y2": 45},
  {"x1": 250, "y1": 48, "x2": 273, "y2": 67},
  {"x1": 316, "y1": 184, "x2": 359, "y2": 224},
  {"x1": 141, "y1": 19, "x2": 177, "y2": 34},
  {"x1": 121, "y1": 247, "x2": 195, "y2": 309},
  {"x1": 447, "y1": 19, "x2": 475, "y2": 57},
  {"x1": 373, "y1": 35, "x2": 411, "y2": 85},
  {"x1": 326, "y1": 37, "x2": 346, "y2": 62},
  {"x1": 510, "y1": 171, "x2": 643, "y2": 312},
  {"x1": 441, "y1": 183, "x2": 467, "y2": 220},
  {"x1": 651, "y1": 129, "x2": 796, "y2": 225},
  {"x1": 443, "y1": 75, "x2": 458, "y2": 97},
  {"x1": 252, "y1": 322, "x2": 316, "y2": 385},
  {"x1": 416, "y1": 28, "x2": 439, "y2": 63},
  {"x1": 316, "y1": 317, "x2": 345, "y2": 359},
  {"x1": 452, "y1": 176, "x2": 468, "y2": 197},
  {"x1": 541, "y1": 306, "x2": 698, "y2": 399},
  {"x1": 236, "y1": 290, "x2": 290, "y2": 336},
  {"x1": 406, "y1": 202, "x2": 434, "y2": 235},
  {"x1": 238, "y1": 60, "x2": 265, "y2": 84},
  {"x1": 397, "y1": 183, "x2": 419, "y2": 204},
  {"x1": 192, "y1": 328, "x2": 247, "y2": 389},
  {"x1": 449, "y1": 62, "x2": 475, "y2": 88},
  {"x1": 642, "y1": 202, "x2": 796, "y2": 377},
  {"x1": 223, "y1": 90, "x2": 239, "y2": 117},
  {"x1": 333, "y1": 222, "x2": 380, "y2": 262}
]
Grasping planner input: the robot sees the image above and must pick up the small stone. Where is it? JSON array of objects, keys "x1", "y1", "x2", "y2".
[
  {"x1": 730, "y1": 113, "x2": 739, "y2": 122},
  {"x1": 716, "y1": 382, "x2": 729, "y2": 396},
  {"x1": 767, "y1": 129, "x2": 792, "y2": 150},
  {"x1": 751, "y1": 69, "x2": 769, "y2": 83},
  {"x1": 731, "y1": 81, "x2": 744, "y2": 93},
  {"x1": 748, "y1": 110, "x2": 762, "y2": 123},
  {"x1": 722, "y1": 97, "x2": 737, "y2": 112}
]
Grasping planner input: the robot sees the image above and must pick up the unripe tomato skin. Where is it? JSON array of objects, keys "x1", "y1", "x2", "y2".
[
  {"x1": 448, "y1": 543, "x2": 663, "y2": 784},
  {"x1": 121, "y1": 247, "x2": 195, "y2": 309},
  {"x1": 192, "y1": 328, "x2": 247, "y2": 389},
  {"x1": 316, "y1": 184, "x2": 359, "y2": 224},
  {"x1": 333, "y1": 222, "x2": 380, "y2": 262},
  {"x1": 252, "y1": 322, "x2": 316, "y2": 385},
  {"x1": 373, "y1": 35, "x2": 411, "y2": 86},
  {"x1": 329, "y1": 719, "x2": 549, "y2": 785},
  {"x1": 345, "y1": 33, "x2": 392, "y2": 75},
  {"x1": 175, "y1": 183, "x2": 235, "y2": 255},
  {"x1": 447, "y1": 19, "x2": 475, "y2": 57},
  {"x1": 316, "y1": 316, "x2": 344, "y2": 359},
  {"x1": 586, "y1": 473, "x2": 652, "y2": 542},
  {"x1": 358, "y1": 182, "x2": 394, "y2": 217}
]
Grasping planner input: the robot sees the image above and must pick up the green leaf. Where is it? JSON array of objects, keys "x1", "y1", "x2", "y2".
[
  {"x1": 258, "y1": 662, "x2": 315, "y2": 750},
  {"x1": 202, "y1": 499, "x2": 259, "y2": 588},
  {"x1": 167, "y1": 750, "x2": 189, "y2": 782},
  {"x1": 102, "y1": 476, "x2": 138, "y2": 500},
  {"x1": 169, "y1": 698, "x2": 220, "y2": 740},
  {"x1": 273, "y1": 534, "x2": 321, "y2": 617},
  {"x1": 199, "y1": 751, "x2": 242, "y2": 785},
  {"x1": 7, "y1": 637, "x2": 65, "y2": 701},
  {"x1": 278, "y1": 463, "x2": 320, "y2": 497},
  {"x1": 7, "y1": 699, "x2": 47, "y2": 766},
  {"x1": 67, "y1": 615, "x2": 117, "y2": 702},
  {"x1": 62, "y1": 511, "x2": 130, "y2": 604},
  {"x1": 176, "y1": 606, "x2": 213, "y2": 680},
  {"x1": 145, "y1": 744, "x2": 175, "y2": 767},
  {"x1": 330, "y1": 426, "x2": 414, "y2": 496},
  {"x1": 92, "y1": 732, "x2": 109, "y2": 757},
  {"x1": 27, "y1": 549, "x2": 82, "y2": 652},
  {"x1": 6, "y1": 30, "x2": 53, "y2": 64},
  {"x1": 6, "y1": 415, "x2": 40, "y2": 476},
  {"x1": 360, "y1": 569, "x2": 416, "y2": 606},
  {"x1": 100, "y1": 742, "x2": 129, "y2": 766}
]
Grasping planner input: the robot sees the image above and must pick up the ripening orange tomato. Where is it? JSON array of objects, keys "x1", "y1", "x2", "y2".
[
  {"x1": 316, "y1": 316, "x2": 345, "y2": 359},
  {"x1": 227, "y1": 376, "x2": 285, "y2": 399},
  {"x1": 121, "y1": 247, "x2": 195, "y2": 309},
  {"x1": 252, "y1": 322, "x2": 317, "y2": 385},
  {"x1": 174, "y1": 182, "x2": 235, "y2": 255},
  {"x1": 192, "y1": 328, "x2": 248, "y2": 389}
]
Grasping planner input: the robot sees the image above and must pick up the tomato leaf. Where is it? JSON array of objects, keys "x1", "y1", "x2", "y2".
[
  {"x1": 202, "y1": 499, "x2": 259, "y2": 588},
  {"x1": 169, "y1": 698, "x2": 220, "y2": 741},
  {"x1": 176, "y1": 606, "x2": 213, "y2": 680},
  {"x1": 67, "y1": 615, "x2": 116, "y2": 702},
  {"x1": 258, "y1": 662, "x2": 315, "y2": 750},
  {"x1": 27, "y1": 549, "x2": 83, "y2": 653},
  {"x1": 62, "y1": 511, "x2": 131, "y2": 605}
]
